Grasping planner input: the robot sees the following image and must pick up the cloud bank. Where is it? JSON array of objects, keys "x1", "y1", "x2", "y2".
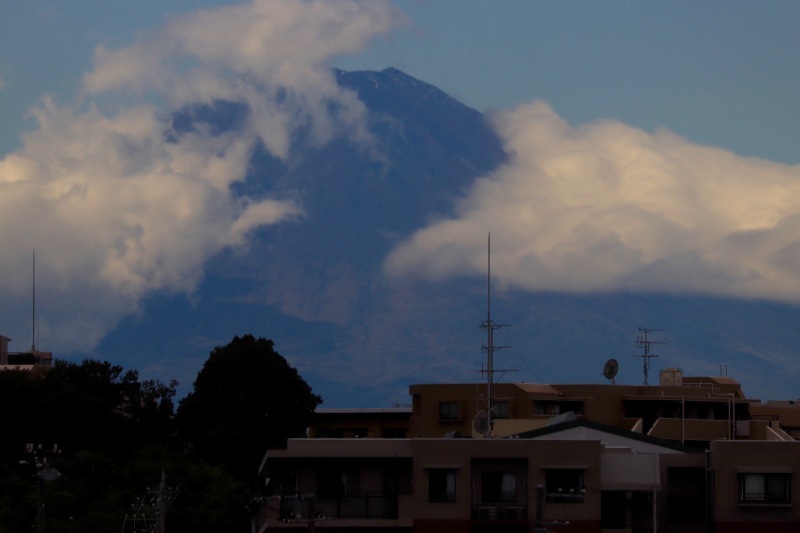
[
  {"x1": 386, "y1": 101, "x2": 800, "y2": 302},
  {"x1": 0, "y1": 0, "x2": 399, "y2": 351}
]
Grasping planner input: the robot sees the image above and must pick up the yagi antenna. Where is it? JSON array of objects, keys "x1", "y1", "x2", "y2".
[{"x1": 635, "y1": 327, "x2": 665, "y2": 386}]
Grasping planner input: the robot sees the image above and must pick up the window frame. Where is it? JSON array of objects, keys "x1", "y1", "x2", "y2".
[
  {"x1": 544, "y1": 468, "x2": 586, "y2": 503},
  {"x1": 438, "y1": 401, "x2": 461, "y2": 421},
  {"x1": 493, "y1": 400, "x2": 511, "y2": 419},
  {"x1": 481, "y1": 470, "x2": 517, "y2": 503},
  {"x1": 428, "y1": 468, "x2": 457, "y2": 503},
  {"x1": 738, "y1": 473, "x2": 791, "y2": 505}
]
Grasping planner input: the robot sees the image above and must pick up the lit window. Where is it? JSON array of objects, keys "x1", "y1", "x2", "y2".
[
  {"x1": 429, "y1": 469, "x2": 456, "y2": 502},
  {"x1": 739, "y1": 473, "x2": 791, "y2": 504}
]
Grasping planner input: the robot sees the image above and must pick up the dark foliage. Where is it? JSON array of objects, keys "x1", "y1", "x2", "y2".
[
  {"x1": 177, "y1": 334, "x2": 322, "y2": 483},
  {"x1": 0, "y1": 335, "x2": 314, "y2": 532}
]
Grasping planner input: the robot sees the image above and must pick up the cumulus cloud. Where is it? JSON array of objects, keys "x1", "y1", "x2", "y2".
[
  {"x1": 0, "y1": 0, "x2": 400, "y2": 351},
  {"x1": 385, "y1": 101, "x2": 800, "y2": 302}
]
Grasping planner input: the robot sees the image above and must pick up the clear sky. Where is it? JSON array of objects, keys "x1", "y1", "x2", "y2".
[{"x1": 1, "y1": 0, "x2": 800, "y2": 399}]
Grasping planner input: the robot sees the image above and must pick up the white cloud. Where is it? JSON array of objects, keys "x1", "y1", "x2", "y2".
[
  {"x1": 0, "y1": 0, "x2": 400, "y2": 352},
  {"x1": 83, "y1": 0, "x2": 399, "y2": 159},
  {"x1": 385, "y1": 101, "x2": 800, "y2": 302}
]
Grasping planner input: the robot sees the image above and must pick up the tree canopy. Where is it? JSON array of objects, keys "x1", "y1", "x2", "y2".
[
  {"x1": 0, "y1": 334, "x2": 319, "y2": 532},
  {"x1": 176, "y1": 334, "x2": 322, "y2": 482}
]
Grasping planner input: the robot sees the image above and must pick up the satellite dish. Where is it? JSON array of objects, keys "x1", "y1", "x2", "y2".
[
  {"x1": 473, "y1": 410, "x2": 489, "y2": 435},
  {"x1": 603, "y1": 358, "x2": 619, "y2": 384}
]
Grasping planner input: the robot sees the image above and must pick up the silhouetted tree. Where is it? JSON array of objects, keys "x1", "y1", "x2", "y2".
[
  {"x1": 0, "y1": 360, "x2": 180, "y2": 532},
  {"x1": 176, "y1": 335, "x2": 322, "y2": 482}
]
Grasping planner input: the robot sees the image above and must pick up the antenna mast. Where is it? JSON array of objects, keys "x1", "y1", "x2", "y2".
[
  {"x1": 31, "y1": 249, "x2": 36, "y2": 352},
  {"x1": 480, "y1": 233, "x2": 511, "y2": 437},
  {"x1": 635, "y1": 327, "x2": 665, "y2": 386}
]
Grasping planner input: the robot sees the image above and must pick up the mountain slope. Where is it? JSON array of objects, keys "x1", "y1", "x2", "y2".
[{"x1": 93, "y1": 68, "x2": 800, "y2": 406}]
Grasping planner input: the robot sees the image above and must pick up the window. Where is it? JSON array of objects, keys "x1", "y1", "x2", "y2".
[
  {"x1": 493, "y1": 401, "x2": 510, "y2": 419},
  {"x1": 429, "y1": 469, "x2": 456, "y2": 502},
  {"x1": 383, "y1": 471, "x2": 399, "y2": 496},
  {"x1": 481, "y1": 471, "x2": 517, "y2": 502},
  {"x1": 534, "y1": 400, "x2": 583, "y2": 416},
  {"x1": 535, "y1": 400, "x2": 560, "y2": 415},
  {"x1": 545, "y1": 469, "x2": 585, "y2": 503},
  {"x1": 439, "y1": 401, "x2": 460, "y2": 421},
  {"x1": 317, "y1": 467, "x2": 359, "y2": 497},
  {"x1": 739, "y1": 473, "x2": 791, "y2": 504}
]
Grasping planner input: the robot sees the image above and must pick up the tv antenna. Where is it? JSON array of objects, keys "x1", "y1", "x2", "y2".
[
  {"x1": 31, "y1": 249, "x2": 36, "y2": 352},
  {"x1": 635, "y1": 327, "x2": 665, "y2": 386},
  {"x1": 479, "y1": 233, "x2": 513, "y2": 437},
  {"x1": 602, "y1": 358, "x2": 619, "y2": 384}
]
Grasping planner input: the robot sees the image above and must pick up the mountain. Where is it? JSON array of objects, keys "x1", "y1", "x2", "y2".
[{"x1": 93, "y1": 68, "x2": 800, "y2": 406}]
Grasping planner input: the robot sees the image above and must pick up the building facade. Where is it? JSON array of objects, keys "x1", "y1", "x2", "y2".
[{"x1": 258, "y1": 373, "x2": 799, "y2": 532}]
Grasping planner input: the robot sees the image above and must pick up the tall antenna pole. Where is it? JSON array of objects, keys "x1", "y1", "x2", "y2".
[
  {"x1": 480, "y1": 233, "x2": 512, "y2": 437},
  {"x1": 486, "y1": 234, "x2": 493, "y2": 435},
  {"x1": 635, "y1": 327, "x2": 665, "y2": 386},
  {"x1": 32, "y1": 249, "x2": 36, "y2": 352}
]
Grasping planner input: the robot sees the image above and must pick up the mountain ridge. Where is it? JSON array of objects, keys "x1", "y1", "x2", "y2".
[{"x1": 91, "y1": 68, "x2": 800, "y2": 406}]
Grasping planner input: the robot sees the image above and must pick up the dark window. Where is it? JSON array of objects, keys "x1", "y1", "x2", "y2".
[
  {"x1": 493, "y1": 401, "x2": 510, "y2": 419},
  {"x1": 739, "y1": 473, "x2": 791, "y2": 504},
  {"x1": 545, "y1": 469, "x2": 585, "y2": 503},
  {"x1": 439, "y1": 401, "x2": 460, "y2": 420},
  {"x1": 381, "y1": 428, "x2": 407, "y2": 438},
  {"x1": 351, "y1": 428, "x2": 368, "y2": 438},
  {"x1": 429, "y1": 469, "x2": 456, "y2": 502},
  {"x1": 535, "y1": 400, "x2": 583, "y2": 416},
  {"x1": 481, "y1": 471, "x2": 517, "y2": 502},
  {"x1": 317, "y1": 467, "x2": 359, "y2": 497},
  {"x1": 383, "y1": 471, "x2": 399, "y2": 496}
]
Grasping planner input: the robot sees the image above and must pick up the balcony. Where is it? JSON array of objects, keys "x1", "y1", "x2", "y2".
[
  {"x1": 471, "y1": 505, "x2": 528, "y2": 520},
  {"x1": 282, "y1": 493, "x2": 399, "y2": 520},
  {"x1": 0, "y1": 351, "x2": 53, "y2": 368}
]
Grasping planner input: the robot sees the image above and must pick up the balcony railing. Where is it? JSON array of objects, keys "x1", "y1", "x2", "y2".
[
  {"x1": 471, "y1": 505, "x2": 528, "y2": 521},
  {"x1": 282, "y1": 493, "x2": 399, "y2": 520},
  {"x1": 0, "y1": 352, "x2": 53, "y2": 367}
]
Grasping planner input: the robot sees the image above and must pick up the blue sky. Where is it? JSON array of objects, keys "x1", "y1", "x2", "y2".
[{"x1": 1, "y1": 1, "x2": 800, "y2": 399}]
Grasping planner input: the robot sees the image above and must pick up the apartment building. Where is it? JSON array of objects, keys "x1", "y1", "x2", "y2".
[{"x1": 258, "y1": 371, "x2": 799, "y2": 532}]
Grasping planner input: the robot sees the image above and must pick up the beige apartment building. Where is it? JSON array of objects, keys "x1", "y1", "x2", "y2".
[
  {"x1": 259, "y1": 371, "x2": 800, "y2": 532},
  {"x1": 0, "y1": 334, "x2": 52, "y2": 372}
]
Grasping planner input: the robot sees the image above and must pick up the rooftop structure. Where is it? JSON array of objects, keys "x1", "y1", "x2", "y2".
[
  {"x1": 260, "y1": 368, "x2": 799, "y2": 532},
  {"x1": 0, "y1": 334, "x2": 53, "y2": 372}
]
